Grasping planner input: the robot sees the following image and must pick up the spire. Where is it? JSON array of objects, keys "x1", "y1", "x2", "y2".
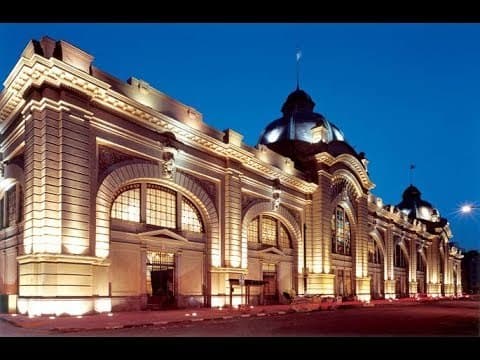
[
  {"x1": 296, "y1": 48, "x2": 302, "y2": 90},
  {"x1": 409, "y1": 163, "x2": 416, "y2": 185}
]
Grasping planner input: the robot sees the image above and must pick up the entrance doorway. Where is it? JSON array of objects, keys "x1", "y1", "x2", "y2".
[
  {"x1": 262, "y1": 263, "x2": 277, "y2": 305},
  {"x1": 395, "y1": 273, "x2": 407, "y2": 297},
  {"x1": 147, "y1": 251, "x2": 175, "y2": 309},
  {"x1": 335, "y1": 269, "x2": 353, "y2": 299}
]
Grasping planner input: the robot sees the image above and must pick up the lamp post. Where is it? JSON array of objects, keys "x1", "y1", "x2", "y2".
[{"x1": 460, "y1": 204, "x2": 478, "y2": 214}]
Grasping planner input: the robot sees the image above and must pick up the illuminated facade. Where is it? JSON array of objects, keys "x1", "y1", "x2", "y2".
[{"x1": 0, "y1": 37, "x2": 463, "y2": 316}]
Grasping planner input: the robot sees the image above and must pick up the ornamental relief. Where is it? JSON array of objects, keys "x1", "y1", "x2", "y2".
[
  {"x1": 97, "y1": 145, "x2": 156, "y2": 182},
  {"x1": 330, "y1": 178, "x2": 358, "y2": 204},
  {"x1": 177, "y1": 170, "x2": 218, "y2": 209},
  {"x1": 242, "y1": 193, "x2": 262, "y2": 214}
]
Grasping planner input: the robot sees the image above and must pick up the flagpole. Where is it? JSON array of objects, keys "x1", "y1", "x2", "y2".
[{"x1": 296, "y1": 49, "x2": 301, "y2": 90}]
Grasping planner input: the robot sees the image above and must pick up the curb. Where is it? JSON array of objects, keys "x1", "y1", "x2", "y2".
[
  {"x1": 3, "y1": 307, "x2": 296, "y2": 333},
  {"x1": 0, "y1": 316, "x2": 23, "y2": 328}
]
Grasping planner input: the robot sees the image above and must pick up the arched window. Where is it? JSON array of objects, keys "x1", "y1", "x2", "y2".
[
  {"x1": 247, "y1": 215, "x2": 292, "y2": 249},
  {"x1": 394, "y1": 243, "x2": 407, "y2": 268},
  {"x1": 331, "y1": 206, "x2": 351, "y2": 256},
  {"x1": 111, "y1": 184, "x2": 140, "y2": 222},
  {"x1": 368, "y1": 238, "x2": 382, "y2": 264},
  {"x1": 110, "y1": 183, "x2": 204, "y2": 233}
]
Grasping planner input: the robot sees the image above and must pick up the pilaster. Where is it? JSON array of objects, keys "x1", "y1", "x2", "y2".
[
  {"x1": 354, "y1": 195, "x2": 370, "y2": 301},
  {"x1": 223, "y1": 168, "x2": 242, "y2": 268}
]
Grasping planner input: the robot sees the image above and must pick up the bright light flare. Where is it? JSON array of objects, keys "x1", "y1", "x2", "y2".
[{"x1": 461, "y1": 204, "x2": 473, "y2": 214}]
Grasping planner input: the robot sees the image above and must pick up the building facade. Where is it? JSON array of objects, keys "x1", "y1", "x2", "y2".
[{"x1": 0, "y1": 37, "x2": 463, "y2": 316}]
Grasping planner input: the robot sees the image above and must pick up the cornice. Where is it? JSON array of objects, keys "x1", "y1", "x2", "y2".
[
  {"x1": 315, "y1": 152, "x2": 375, "y2": 190},
  {"x1": 0, "y1": 54, "x2": 317, "y2": 194}
]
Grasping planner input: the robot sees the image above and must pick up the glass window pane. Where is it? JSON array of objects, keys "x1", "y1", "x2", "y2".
[
  {"x1": 7, "y1": 187, "x2": 16, "y2": 227},
  {"x1": 181, "y1": 197, "x2": 204, "y2": 233},
  {"x1": 248, "y1": 217, "x2": 259, "y2": 243},
  {"x1": 332, "y1": 206, "x2": 351, "y2": 256},
  {"x1": 111, "y1": 185, "x2": 140, "y2": 222},
  {"x1": 279, "y1": 224, "x2": 292, "y2": 249},
  {"x1": 261, "y1": 216, "x2": 277, "y2": 246},
  {"x1": 146, "y1": 184, "x2": 176, "y2": 228},
  {"x1": 262, "y1": 263, "x2": 276, "y2": 272}
]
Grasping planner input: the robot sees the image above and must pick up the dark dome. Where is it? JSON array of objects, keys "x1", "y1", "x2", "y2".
[
  {"x1": 396, "y1": 185, "x2": 441, "y2": 222},
  {"x1": 258, "y1": 88, "x2": 346, "y2": 146}
]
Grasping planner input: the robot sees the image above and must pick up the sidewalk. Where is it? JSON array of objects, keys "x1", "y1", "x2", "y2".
[
  {"x1": 0, "y1": 304, "x2": 293, "y2": 333},
  {"x1": 0, "y1": 297, "x2": 458, "y2": 333}
]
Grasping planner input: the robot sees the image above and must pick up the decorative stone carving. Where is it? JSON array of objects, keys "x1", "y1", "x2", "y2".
[
  {"x1": 272, "y1": 178, "x2": 281, "y2": 211},
  {"x1": 431, "y1": 208, "x2": 440, "y2": 222},
  {"x1": 196, "y1": 178, "x2": 217, "y2": 206},
  {"x1": 161, "y1": 147, "x2": 177, "y2": 180},
  {"x1": 98, "y1": 145, "x2": 156, "y2": 181},
  {"x1": 242, "y1": 193, "x2": 259, "y2": 213}
]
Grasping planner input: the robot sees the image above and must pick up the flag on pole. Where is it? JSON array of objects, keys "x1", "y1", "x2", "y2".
[{"x1": 296, "y1": 49, "x2": 302, "y2": 62}]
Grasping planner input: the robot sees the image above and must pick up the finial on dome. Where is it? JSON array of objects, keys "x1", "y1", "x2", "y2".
[{"x1": 296, "y1": 48, "x2": 302, "y2": 91}]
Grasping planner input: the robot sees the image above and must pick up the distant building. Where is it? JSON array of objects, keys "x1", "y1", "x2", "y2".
[
  {"x1": 462, "y1": 250, "x2": 480, "y2": 294},
  {"x1": 0, "y1": 37, "x2": 464, "y2": 316}
]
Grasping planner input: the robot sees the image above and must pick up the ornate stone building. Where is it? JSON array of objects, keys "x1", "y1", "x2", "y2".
[{"x1": 0, "y1": 37, "x2": 463, "y2": 316}]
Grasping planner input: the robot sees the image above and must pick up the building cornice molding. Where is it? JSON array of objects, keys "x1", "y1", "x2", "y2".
[
  {"x1": 315, "y1": 152, "x2": 375, "y2": 190},
  {"x1": 0, "y1": 55, "x2": 317, "y2": 194}
]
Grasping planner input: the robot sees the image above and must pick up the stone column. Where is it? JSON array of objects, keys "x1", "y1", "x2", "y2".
[
  {"x1": 306, "y1": 170, "x2": 334, "y2": 296},
  {"x1": 455, "y1": 260, "x2": 463, "y2": 296},
  {"x1": 223, "y1": 168, "x2": 242, "y2": 269},
  {"x1": 23, "y1": 92, "x2": 62, "y2": 256},
  {"x1": 426, "y1": 238, "x2": 441, "y2": 297},
  {"x1": 18, "y1": 88, "x2": 109, "y2": 316},
  {"x1": 384, "y1": 224, "x2": 396, "y2": 299},
  {"x1": 408, "y1": 236, "x2": 417, "y2": 297},
  {"x1": 300, "y1": 203, "x2": 313, "y2": 295},
  {"x1": 354, "y1": 194, "x2": 370, "y2": 301}
]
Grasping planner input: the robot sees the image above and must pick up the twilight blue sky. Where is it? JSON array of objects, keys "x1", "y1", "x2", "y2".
[{"x1": 1, "y1": 23, "x2": 479, "y2": 251}]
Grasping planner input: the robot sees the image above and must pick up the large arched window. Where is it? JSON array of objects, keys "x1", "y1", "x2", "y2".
[
  {"x1": 368, "y1": 238, "x2": 382, "y2": 264},
  {"x1": 394, "y1": 243, "x2": 407, "y2": 268},
  {"x1": 331, "y1": 206, "x2": 351, "y2": 256},
  {"x1": 111, "y1": 183, "x2": 204, "y2": 233},
  {"x1": 247, "y1": 215, "x2": 292, "y2": 249}
]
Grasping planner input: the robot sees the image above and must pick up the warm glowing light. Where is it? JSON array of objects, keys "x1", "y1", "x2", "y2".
[
  {"x1": 128, "y1": 205, "x2": 139, "y2": 219},
  {"x1": 11, "y1": 314, "x2": 17, "y2": 317},
  {"x1": 76, "y1": 315, "x2": 83, "y2": 319},
  {"x1": 192, "y1": 312, "x2": 197, "y2": 317},
  {"x1": 49, "y1": 316, "x2": 56, "y2": 319},
  {"x1": 107, "y1": 313, "x2": 113, "y2": 317},
  {"x1": 18, "y1": 298, "x2": 93, "y2": 316},
  {"x1": 94, "y1": 298, "x2": 112, "y2": 313}
]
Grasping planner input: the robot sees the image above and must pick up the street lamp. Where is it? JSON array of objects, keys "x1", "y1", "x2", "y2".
[{"x1": 460, "y1": 204, "x2": 478, "y2": 214}]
